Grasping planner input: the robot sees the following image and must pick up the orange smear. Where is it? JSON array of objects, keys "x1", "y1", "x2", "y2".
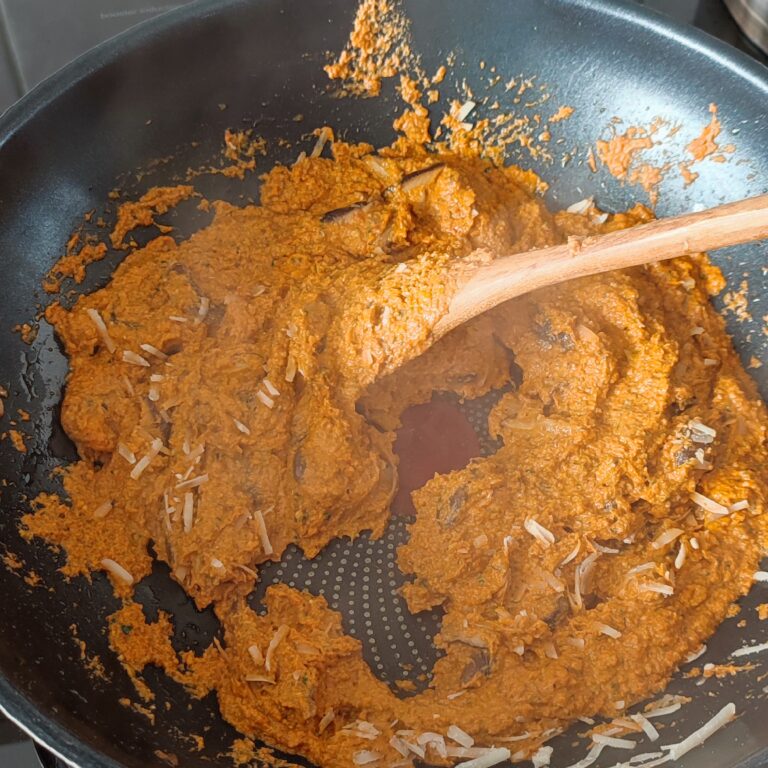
[
  {"x1": 678, "y1": 162, "x2": 699, "y2": 187},
  {"x1": 686, "y1": 103, "x2": 721, "y2": 161},
  {"x1": 549, "y1": 105, "x2": 574, "y2": 123},
  {"x1": 596, "y1": 128, "x2": 653, "y2": 180},
  {"x1": 432, "y1": 65, "x2": 447, "y2": 84},
  {"x1": 629, "y1": 163, "x2": 664, "y2": 206}
]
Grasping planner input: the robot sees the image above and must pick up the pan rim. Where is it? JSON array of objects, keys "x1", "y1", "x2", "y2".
[{"x1": 0, "y1": 0, "x2": 767, "y2": 767}]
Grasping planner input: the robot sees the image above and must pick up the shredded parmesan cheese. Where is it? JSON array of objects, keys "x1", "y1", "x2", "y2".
[
  {"x1": 662, "y1": 703, "x2": 735, "y2": 760},
  {"x1": 731, "y1": 641, "x2": 768, "y2": 658},
  {"x1": 532, "y1": 745, "x2": 553, "y2": 767},
  {"x1": 564, "y1": 744, "x2": 604, "y2": 768},
  {"x1": 574, "y1": 552, "x2": 600, "y2": 608},
  {"x1": 264, "y1": 624, "x2": 289, "y2": 672},
  {"x1": 318, "y1": 708, "x2": 335, "y2": 734},
  {"x1": 122, "y1": 350, "x2": 150, "y2": 367},
  {"x1": 456, "y1": 747, "x2": 511, "y2": 768},
  {"x1": 674, "y1": 541, "x2": 686, "y2": 569},
  {"x1": 592, "y1": 734, "x2": 635, "y2": 749},
  {"x1": 86, "y1": 308, "x2": 116, "y2": 353},
  {"x1": 597, "y1": 623, "x2": 622, "y2": 639},
  {"x1": 101, "y1": 558, "x2": 134, "y2": 585},
  {"x1": 566, "y1": 196, "x2": 594, "y2": 214},
  {"x1": 130, "y1": 438, "x2": 163, "y2": 479},
  {"x1": 645, "y1": 703, "x2": 682, "y2": 719},
  {"x1": 684, "y1": 645, "x2": 706, "y2": 663},
  {"x1": 195, "y1": 296, "x2": 210, "y2": 324},
  {"x1": 139, "y1": 343, "x2": 168, "y2": 361},
  {"x1": 256, "y1": 390, "x2": 275, "y2": 409},
  {"x1": 455, "y1": 100, "x2": 476, "y2": 122},
  {"x1": 639, "y1": 582, "x2": 674, "y2": 597},
  {"x1": 341, "y1": 720, "x2": 381, "y2": 740},
  {"x1": 688, "y1": 418, "x2": 716, "y2": 444},
  {"x1": 233, "y1": 418, "x2": 251, "y2": 435},
  {"x1": 524, "y1": 517, "x2": 556, "y2": 547},
  {"x1": 248, "y1": 643, "x2": 263, "y2": 666},
  {"x1": 176, "y1": 473, "x2": 209, "y2": 490},
  {"x1": 416, "y1": 732, "x2": 447, "y2": 758},
  {"x1": 651, "y1": 528, "x2": 683, "y2": 550},
  {"x1": 183, "y1": 492, "x2": 194, "y2": 532},
  {"x1": 285, "y1": 353, "x2": 298, "y2": 383},
  {"x1": 446, "y1": 725, "x2": 474, "y2": 749},
  {"x1": 631, "y1": 713, "x2": 660, "y2": 742},
  {"x1": 310, "y1": 127, "x2": 332, "y2": 158},
  {"x1": 690, "y1": 491, "x2": 729, "y2": 518},
  {"x1": 244, "y1": 674, "x2": 275, "y2": 684},
  {"x1": 93, "y1": 501, "x2": 113, "y2": 519},
  {"x1": 262, "y1": 378, "x2": 280, "y2": 397},
  {"x1": 254, "y1": 509, "x2": 273, "y2": 555},
  {"x1": 560, "y1": 539, "x2": 581, "y2": 566},
  {"x1": 389, "y1": 736, "x2": 409, "y2": 757}
]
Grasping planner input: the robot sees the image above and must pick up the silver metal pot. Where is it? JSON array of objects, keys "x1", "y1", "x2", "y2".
[{"x1": 725, "y1": 0, "x2": 768, "y2": 52}]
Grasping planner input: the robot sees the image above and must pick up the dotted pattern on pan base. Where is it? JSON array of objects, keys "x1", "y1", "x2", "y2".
[{"x1": 249, "y1": 388, "x2": 505, "y2": 696}]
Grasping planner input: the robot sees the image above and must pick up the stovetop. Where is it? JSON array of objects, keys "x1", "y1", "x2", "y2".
[{"x1": 0, "y1": 0, "x2": 764, "y2": 766}]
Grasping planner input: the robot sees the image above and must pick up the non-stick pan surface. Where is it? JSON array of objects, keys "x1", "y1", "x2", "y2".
[{"x1": 0, "y1": 1, "x2": 767, "y2": 766}]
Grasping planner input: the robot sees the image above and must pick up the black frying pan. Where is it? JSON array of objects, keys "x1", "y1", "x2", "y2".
[{"x1": 0, "y1": 1, "x2": 767, "y2": 767}]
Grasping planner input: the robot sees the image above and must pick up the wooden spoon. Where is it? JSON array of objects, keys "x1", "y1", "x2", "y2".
[{"x1": 433, "y1": 194, "x2": 768, "y2": 338}]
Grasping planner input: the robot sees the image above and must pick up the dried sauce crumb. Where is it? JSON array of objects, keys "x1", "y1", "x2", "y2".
[
  {"x1": 5, "y1": 429, "x2": 27, "y2": 453},
  {"x1": 45, "y1": 231, "x2": 108, "y2": 292},
  {"x1": 110, "y1": 185, "x2": 195, "y2": 248},
  {"x1": 213, "y1": 129, "x2": 268, "y2": 179},
  {"x1": 23, "y1": 571, "x2": 42, "y2": 588},
  {"x1": 596, "y1": 126, "x2": 654, "y2": 180},
  {"x1": 549, "y1": 105, "x2": 574, "y2": 123},
  {"x1": 2, "y1": 552, "x2": 23, "y2": 571},
  {"x1": 13, "y1": 323, "x2": 38, "y2": 344},
  {"x1": 723, "y1": 280, "x2": 753, "y2": 322},
  {"x1": 686, "y1": 103, "x2": 721, "y2": 162},
  {"x1": 700, "y1": 663, "x2": 756, "y2": 679},
  {"x1": 432, "y1": 65, "x2": 447, "y2": 84},
  {"x1": 324, "y1": 0, "x2": 416, "y2": 97},
  {"x1": 629, "y1": 163, "x2": 666, "y2": 207}
]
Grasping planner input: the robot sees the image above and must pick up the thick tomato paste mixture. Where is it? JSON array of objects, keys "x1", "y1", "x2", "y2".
[{"x1": 24, "y1": 135, "x2": 768, "y2": 767}]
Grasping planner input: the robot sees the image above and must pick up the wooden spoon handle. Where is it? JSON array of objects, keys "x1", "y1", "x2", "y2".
[{"x1": 435, "y1": 193, "x2": 768, "y2": 338}]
